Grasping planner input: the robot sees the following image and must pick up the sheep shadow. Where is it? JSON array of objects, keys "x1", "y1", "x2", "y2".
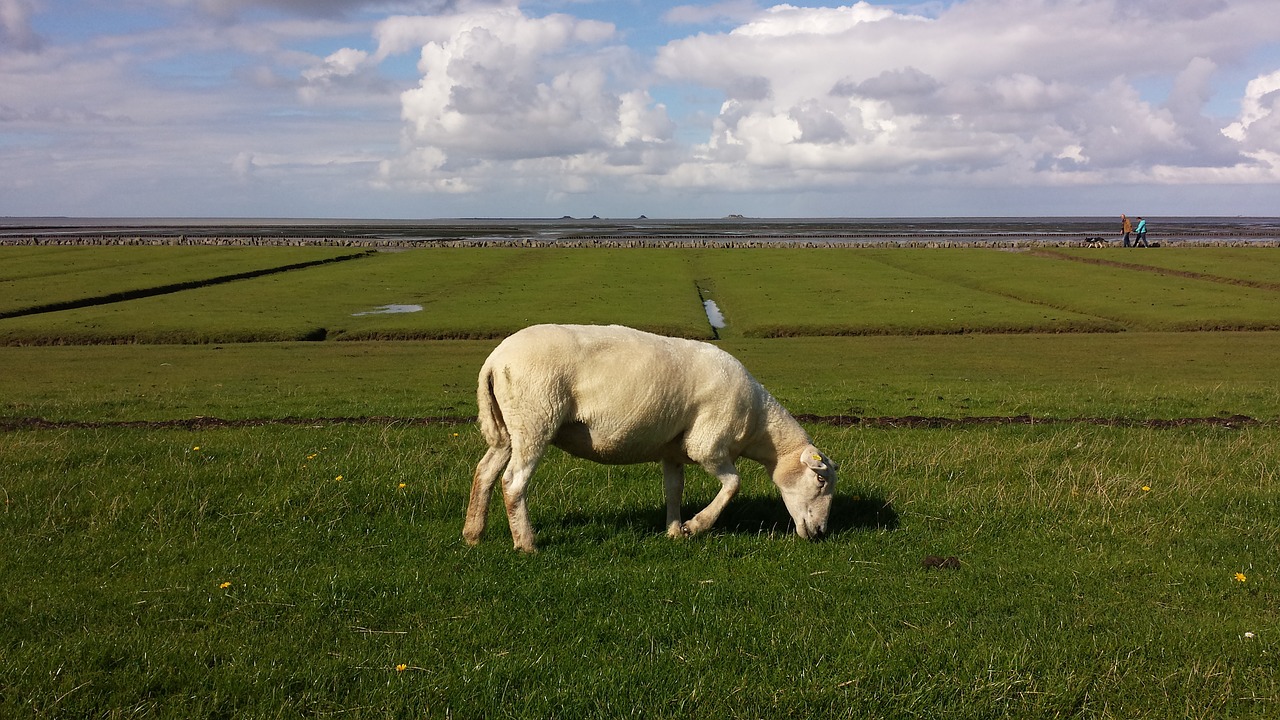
[
  {"x1": 549, "y1": 492, "x2": 897, "y2": 543},
  {"x1": 718, "y1": 492, "x2": 899, "y2": 537}
]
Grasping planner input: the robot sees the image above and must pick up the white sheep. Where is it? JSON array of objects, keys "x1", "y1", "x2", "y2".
[{"x1": 464, "y1": 324, "x2": 837, "y2": 552}]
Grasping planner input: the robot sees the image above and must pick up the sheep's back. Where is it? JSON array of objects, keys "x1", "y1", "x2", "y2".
[{"x1": 485, "y1": 324, "x2": 764, "y2": 463}]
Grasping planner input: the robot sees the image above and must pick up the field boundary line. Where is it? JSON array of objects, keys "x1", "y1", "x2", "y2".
[
  {"x1": 0, "y1": 250, "x2": 374, "y2": 320},
  {"x1": 1, "y1": 414, "x2": 1269, "y2": 432},
  {"x1": 1032, "y1": 249, "x2": 1280, "y2": 291},
  {"x1": 0, "y1": 415, "x2": 474, "y2": 431},
  {"x1": 791, "y1": 413, "x2": 1265, "y2": 428},
  {"x1": 857, "y1": 251, "x2": 1129, "y2": 332}
]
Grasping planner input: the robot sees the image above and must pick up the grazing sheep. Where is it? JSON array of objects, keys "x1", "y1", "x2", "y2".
[{"x1": 464, "y1": 324, "x2": 837, "y2": 552}]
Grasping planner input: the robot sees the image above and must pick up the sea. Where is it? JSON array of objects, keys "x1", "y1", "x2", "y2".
[{"x1": 4, "y1": 216, "x2": 1280, "y2": 245}]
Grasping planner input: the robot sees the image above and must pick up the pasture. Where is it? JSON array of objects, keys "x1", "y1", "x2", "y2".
[
  {"x1": 5, "y1": 245, "x2": 1280, "y2": 344},
  {"x1": 2, "y1": 243, "x2": 1279, "y2": 718}
]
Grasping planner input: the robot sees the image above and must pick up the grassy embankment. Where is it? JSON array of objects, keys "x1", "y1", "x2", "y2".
[{"x1": 1, "y1": 245, "x2": 1278, "y2": 718}]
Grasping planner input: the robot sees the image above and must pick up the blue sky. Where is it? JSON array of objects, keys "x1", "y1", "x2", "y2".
[{"x1": 3, "y1": 0, "x2": 1280, "y2": 218}]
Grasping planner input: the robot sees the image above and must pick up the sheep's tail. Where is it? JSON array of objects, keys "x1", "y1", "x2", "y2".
[{"x1": 476, "y1": 362, "x2": 509, "y2": 449}]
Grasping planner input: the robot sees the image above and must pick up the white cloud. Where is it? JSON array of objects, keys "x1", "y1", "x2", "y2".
[
  {"x1": 729, "y1": 2, "x2": 900, "y2": 37},
  {"x1": 299, "y1": 46, "x2": 374, "y2": 101},
  {"x1": 6, "y1": 0, "x2": 1280, "y2": 217},
  {"x1": 1224, "y1": 69, "x2": 1280, "y2": 143},
  {"x1": 376, "y1": 6, "x2": 675, "y2": 193},
  {"x1": 0, "y1": 4, "x2": 403, "y2": 216},
  {"x1": 352, "y1": 0, "x2": 1280, "y2": 202},
  {"x1": 646, "y1": 0, "x2": 1280, "y2": 192}
]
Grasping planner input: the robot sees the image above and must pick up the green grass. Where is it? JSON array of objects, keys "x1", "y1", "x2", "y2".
[
  {"x1": 0, "y1": 341, "x2": 492, "y2": 422},
  {"x1": 3, "y1": 243, "x2": 1280, "y2": 717},
  {"x1": 0, "y1": 249, "x2": 710, "y2": 344},
  {"x1": 0, "y1": 246, "x2": 366, "y2": 317},
  {"x1": 4, "y1": 246, "x2": 1280, "y2": 345},
  {"x1": 2, "y1": 423, "x2": 1276, "y2": 718},
  {"x1": 868, "y1": 250, "x2": 1280, "y2": 332},
  {"x1": 699, "y1": 249, "x2": 1117, "y2": 337},
  {"x1": 1050, "y1": 247, "x2": 1280, "y2": 287},
  {"x1": 3, "y1": 332, "x2": 1280, "y2": 424}
]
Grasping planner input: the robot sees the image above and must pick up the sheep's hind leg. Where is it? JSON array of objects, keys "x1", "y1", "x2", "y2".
[
  {"x1": 501, "y1": 438, "x2": 547, "y2": 553},
  {"x1": 463, "y1": 443, "x2": 511, "y2": 546},
  {"x1": 663, "y1": 460, "x2": 688, "y2": 539},
  {"x1": 681, "y1": 462, "x2": 740, "y2": 537}
]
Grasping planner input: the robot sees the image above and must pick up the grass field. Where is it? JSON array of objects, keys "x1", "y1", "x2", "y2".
[
  {"x1": 0, "y1": 246, "x2": 367, "y2": 319},
  {"x1": 3, "y1": 332, "x2": 1280, "y2": 422},
  {"x1": 3, "y1": 422, "x2": 1277, "y2": 718},
  {"x1": 4, "y1": 246, "x2": 1280, "y2": 344},
  {"x1": 1048, "y1": 247, "x2": 1280, "y2": 288},
  {"x1": 2, "y1": 244, "x2": 1279, "y2": 718},
  {"x1": 0, "y1": 248, "x2": 711, "y2": 344}
]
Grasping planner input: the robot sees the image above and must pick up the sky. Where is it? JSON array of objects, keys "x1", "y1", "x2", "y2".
[{"x1": 3, "y1": 0, "x2": 1280, "y2": 219}]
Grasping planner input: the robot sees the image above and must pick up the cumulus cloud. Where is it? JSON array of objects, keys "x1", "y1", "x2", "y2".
[
  {"x1": 647, "y1": 0, "x2": 1280, "y2": 191},
  {"x1": 299, "y1": 46, "x2": 376, "y2": 101},
  {"x1": 373, "y1": 5, "x2": 674, "y2": 193},
  {"x1": 300, "y1": 0, "x2": 1280, "y2": 201},
  {"x1": 1224, "y1": 69, "x2": 1280, "y2": 144}
]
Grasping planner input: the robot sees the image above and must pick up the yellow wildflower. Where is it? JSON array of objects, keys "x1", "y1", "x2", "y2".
[
  {"x1": 335, "y1": 475, "x2": 344, "y2": 482},
  {"x1": 193, "y1": 446, "x2": 201, "y2": 452},
  {"x1": 1141, "y1": 486, "x2": 1151, "y2": 492},
  {"x1": 398, "y1": 483, "x2": 406, "y2": 489},
  {"x1": 396, "y1": 664, "x2": 408, "y2": 672},
  {"x1": 1235, "y1": 572, "x2": 1247, "y2": 583},
  {"x1": 219, "y1": 581, "x2": 232, "y2": 589}
]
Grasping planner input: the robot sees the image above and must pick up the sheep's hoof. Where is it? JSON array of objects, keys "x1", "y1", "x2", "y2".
[{"x1": 679, "y1": 522, "x2": 695, "y2": 537}]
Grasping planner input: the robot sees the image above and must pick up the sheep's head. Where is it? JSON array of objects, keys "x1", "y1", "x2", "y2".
[{"x1": 775, "y1": 444, "x2": 837, "y2": 540}]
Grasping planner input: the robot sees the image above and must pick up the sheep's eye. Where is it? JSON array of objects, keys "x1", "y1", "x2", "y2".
[{"x1": 815, "y1": 473, "x2": 828, "y2": 487}]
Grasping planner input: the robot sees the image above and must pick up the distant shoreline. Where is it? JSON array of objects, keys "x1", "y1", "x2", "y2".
[{"x1": 4, "y1": 217, "x2": 1280, "y2": 248}]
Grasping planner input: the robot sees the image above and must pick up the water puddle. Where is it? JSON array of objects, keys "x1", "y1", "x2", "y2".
[
  {"x1": 352, "y1": 304, "x2": 423, "y2": 316},
  {"x1": 703, "y1": 300, "x2": 726, "y2": 329}
]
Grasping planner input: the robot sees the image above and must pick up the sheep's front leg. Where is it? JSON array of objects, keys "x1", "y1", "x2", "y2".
[
  {"x1": 663, "y1": 460, "x2": 687, "y2": 538},
  {"x1": 682, "y1": 461, "x2": 740, "y2": 537}
]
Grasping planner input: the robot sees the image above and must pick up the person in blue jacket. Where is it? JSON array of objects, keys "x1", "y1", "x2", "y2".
[{"x1": 1135, "y1": 217, "x2": 1148, "y2": 247}]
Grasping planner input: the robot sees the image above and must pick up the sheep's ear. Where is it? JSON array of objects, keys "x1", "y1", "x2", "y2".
[{"x1": 801, "y1": 445, "x2": 829, "y2": 471}]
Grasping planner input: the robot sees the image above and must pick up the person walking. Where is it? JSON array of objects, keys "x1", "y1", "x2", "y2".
[
  {"x1": 1135, "y1": 217, "x2": 1148, "y2": 247},
  {"x1": 1121, "y1": 214, "x2": 1133, "y2": 247}
]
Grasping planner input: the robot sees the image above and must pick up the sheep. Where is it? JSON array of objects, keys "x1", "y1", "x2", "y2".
[{"x1": 464, "y1": 323, "x2": 838, "y2": 552}]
